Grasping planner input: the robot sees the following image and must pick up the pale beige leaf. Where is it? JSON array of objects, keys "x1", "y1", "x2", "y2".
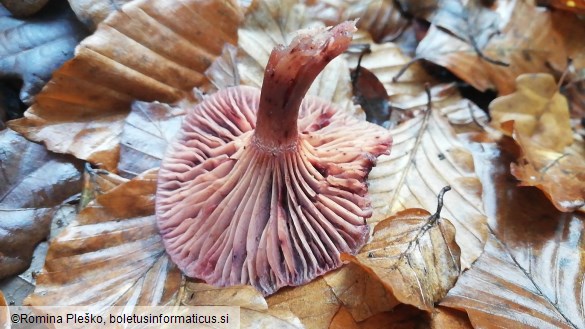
[
  {"x1": 237, "y1": 0, "x2": 357, "y2": 115},
  {"x1": 67, "y1": 0, "x2": 134, "y2": 30},
  {"x1": 118, "y1": 100, "x2": 186, "y2": 178},
  {"x1": 350, "y1": 207, "x2": 461, "y2": 311},
  {"x1": 9, "y1": 0, "x2": 243, "y2": 170},
  {"x1": 25, "y1": 170, "x2": 181, "y2": 308},
  {"x1": 368, "y1": 101, "x2": 488, "y2": 268}
]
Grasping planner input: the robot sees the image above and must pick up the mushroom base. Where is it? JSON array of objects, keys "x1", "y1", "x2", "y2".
[{"x1": 156, "y1": 86, "x2": 391, "y2": 295}]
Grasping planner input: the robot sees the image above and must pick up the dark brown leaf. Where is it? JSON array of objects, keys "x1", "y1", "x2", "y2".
[
  {"x1": 1, "y1": 0, "x2": 48, "y2": 17},
  {"x1": 0, "y1": 2, "x2": 87, "y2": 104},
  {"x1": 0, "y1": 128, "x2": 81, "y2": 279},
  {"x1": 9, "y1": 0, "x2": 242, "y2": 170}
]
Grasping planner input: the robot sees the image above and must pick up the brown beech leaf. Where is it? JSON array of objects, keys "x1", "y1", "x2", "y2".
[
  {"x1": 348, "y1": 198, "x2": 461, "y2": 312},
  {"x1": 0, "y1": 2, "x2": 87, "y2": 104},
  {"x1": 25, "y1": 169, "x2": 181, "y2": 308},
  {"x1": 0, "y1": 128, "x2": 81, "y2": 279},
  {"x1": 306, "y1": 0, "x2": 410, "y2": 43},
  {"x1": 416, "y1": 1, "x2": 585, "y2": 94},
  {"x1": 9, "y1": 0, "x2": 243, "y2": 170},
  {"x1": 237, "y1": 0, "x2": 356, "y2": 115},
  {"x1": 490, "y1": 73, "x2": 584, "y2": 211},
  {"x1": 67, "y1": 0, "x2": 134, "y2": 30},
  {"x1": 183, "y1": 282, "x2": 303, "y2": 328},
  {"x1": 323, "y1": 263, "x2": 399, "y2": 321},
  {"x1": 118, "y1": 100, "x2": 186, "y2": 178},
  {"x1": 441, "y1": 141, "x2": 585, "y2": 328},
  {"x1": 430, "y1": 306, "x2": 473, "y2": 329},
  {"x1": 367, "y1": 92, "x2": 488, "y2": 269}
]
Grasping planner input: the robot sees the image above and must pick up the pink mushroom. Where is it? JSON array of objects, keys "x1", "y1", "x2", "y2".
[{"x1": 156, "y1": 21, "x2": 392, "y2": 295}]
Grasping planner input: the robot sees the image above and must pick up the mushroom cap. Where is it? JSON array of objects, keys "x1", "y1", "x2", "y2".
[{"x1": 156, "y1": 86, "x2": 391, "y2": 295}]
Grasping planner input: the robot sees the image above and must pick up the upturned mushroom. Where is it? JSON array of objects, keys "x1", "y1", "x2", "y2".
[{"x1": 156, "y1": 21, "x2": 392, "y2": 295}]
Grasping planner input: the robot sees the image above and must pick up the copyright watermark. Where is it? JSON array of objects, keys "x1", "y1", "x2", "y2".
[{"x1": 3, "y1": 306, "x2": 240, "y2": 328}]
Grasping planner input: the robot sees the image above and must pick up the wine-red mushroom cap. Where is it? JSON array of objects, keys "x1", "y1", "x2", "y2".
[{"x1": 156, "y1": 21, "x2": 392, "y2": 295}]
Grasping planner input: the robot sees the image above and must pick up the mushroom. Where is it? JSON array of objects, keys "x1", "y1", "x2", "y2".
[{"x1": 156, "y1": 21, "x2": 392, "y2": 295}]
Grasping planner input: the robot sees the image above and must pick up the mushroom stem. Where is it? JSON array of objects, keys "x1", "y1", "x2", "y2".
[{"x1": 253, "y1": 21, "x2": 357, "y2": 152}]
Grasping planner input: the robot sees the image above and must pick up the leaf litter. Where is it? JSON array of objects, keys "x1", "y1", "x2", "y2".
[{"x1": 3, "y1": 0, "x2": 585, "y2": 328}]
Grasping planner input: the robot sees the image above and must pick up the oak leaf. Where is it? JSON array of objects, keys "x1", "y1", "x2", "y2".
[{"x1": 67, "y1": 0, "x2": 133, "y2": 30}]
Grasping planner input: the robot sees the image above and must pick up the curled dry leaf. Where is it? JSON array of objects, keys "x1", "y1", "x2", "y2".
[
  {"x1": 0, "y1": 128, "x2": 81, "y2": 279},
  {"x1": 25, "y1": 170, "x2": 181, "y2": 308},
  {"x1": 416, "y1": 1, "x2": 585, "y2": 94},
  {"x1": 347, "y1": 203, "x2": 461, "y2": 312},
  {"x1": 0, "y1": 2, "x2": 87, "y2": 104},
  {"x1": 490, "y1": 73, "x2": 584, "y2": 211},
  {"x1": 430, "y1": 307, "x2": 474, "y2": 329},
  {"x1": 67, "y1": 0, "x2": 134, "y2": 30},
  {"x1": 183, "y1": 282, "x2": 303, "y2": 328},
  {"x1": 9, "y1": 0, "x2": 242, "y2": 170}
]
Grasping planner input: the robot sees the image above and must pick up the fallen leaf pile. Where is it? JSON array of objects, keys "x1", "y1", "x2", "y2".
[{"x1": 1, "y1": 0, "x2": 585, "y2": 328}]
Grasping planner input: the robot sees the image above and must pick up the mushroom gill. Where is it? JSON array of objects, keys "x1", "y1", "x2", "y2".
[{"x1": 156, "y1": 21, "x2": 392, "y2": 296}]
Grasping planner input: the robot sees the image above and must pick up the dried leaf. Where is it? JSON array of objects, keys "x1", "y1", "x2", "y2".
[
  {"x1": 442, "y1": 233, "x2": 583, "y2": 328},
  {"x1": 490, "y1": 74, "x2": 573, "y2": 152},
  {"x1": 25, "y1": 170, "x2": 181, "y2": 308},
  {"x1": 329, "y1": 304, "x2": 430, "y2": 329},
  {"x1": 1, "y1": 0, "x2": 49, "y2": 17},
  {"x1": 416, "y1": 1, "x2": 585, "y2": 94},
  {"x1": 266, "y1": 277, "x2": 339, "y2": 329},
  {"x1": 511, "y1": 134, "x2": 585, "y2": 212},
  {"x1": 183, "y1": 282, "x2": 303, "y2": 328},
  {"x1": 237, "y1": 0, "x2": 357, "y2": 115},
  {"x1": 307, "y1": 0, "x2": 409, "y2": 43},
  {"x1": 349, "y1": 205, "x2": 461, "y2": 312},
  {"x1": 0, "y1": 291, "x2": 8, "y2": 329},
  {"x1": 490, "y1": 73, "x2": 584, "y2": 211},
  {"x1": 442, "y1": 141, "x2": 585, "y2": 328},
  {"x1": 0, "y1": 128, "x2": 81, "y2": 279},
  {"x1": 118, "y1": 100, "x2": 185, "y2": 178},
  {"x1": 430, "y1": 306, "x2": 473, "y2": 329},
  {"x1": 368, "y1": 101, "x2": 488, "y2": 269},
  {"x1": 323, "y1": 263, "x2": 399, "y2": 321},
  {"x1": 67, "y1": 0, "x2": 134, "y2": 30},
  {"x1": 0, "y1": 2, "x2": 87, "y2": 104},
  {"x1": 351, "y1": 62, "x2": 391, "y2": 127},
  {"x1": 9, "y1": 0, "x2": 243, "y2": 170},
  {"x1": 0, "y1": 208, "x2": 53, "y2": 279}
]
